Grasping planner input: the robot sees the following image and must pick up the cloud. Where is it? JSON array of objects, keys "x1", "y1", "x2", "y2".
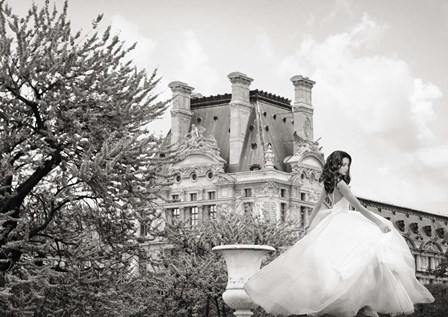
[
  {"x1": 273, "y1": 14, "x2": 445, "y2": 213},
  {"x1": 322, "y1": 0, "x2": 355, "y2": 23},
  {"x1": 409, "y1": 79, "x2": 442, "y2": 142},
  {"x1": 173, "y1": 30, "x2": 218, "y2": 95},
  {"x1": 110, "y1": 14, "x2": 157, "y2": 72}
]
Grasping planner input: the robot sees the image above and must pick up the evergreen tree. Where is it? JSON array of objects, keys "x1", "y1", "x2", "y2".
[{"x1": 0, "y1": 1, "x2": 171, "y2": 315}]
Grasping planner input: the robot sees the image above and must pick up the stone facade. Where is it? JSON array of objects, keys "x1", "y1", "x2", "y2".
[{"x1": 144, "y1": 72, "x2": 447, "y2": 284}]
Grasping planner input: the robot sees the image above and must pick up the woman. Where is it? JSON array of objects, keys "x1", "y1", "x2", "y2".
[{"x1": 244, "y1": 150, "x2": 434, "y2": 317}]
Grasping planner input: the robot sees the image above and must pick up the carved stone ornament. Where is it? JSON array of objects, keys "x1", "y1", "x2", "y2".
[
  {"x1": 435, "y1": 228, "x2": 444, "y2": 239},
  {"x1": 410, "y1": 222, "x2": 419, "y2": 234},
  {"x1": 253, "y1": 181, "x2": 279, "y2": 197},
  {"x1": 215, "y1": 174, "x2": 236, "y2": 186},
  {"x1": 415, "y1": 234, "x2": 423, "y2": 241},
  {"x1": 176, "y1": 164, "x2": 224, "y2": 179},
  {"x1": 293, "y1": 131, "x2": 324, "y2": 158},
  {"x1": 290, "y1": 166, "x2": 322, "y2": 182},
  {"x1": 178, "y1": 124, "x2": 221, "y2": 157},
  {"x1": 395, "y1": 220, "x2": 405, "y2": 232},
  {"x1": 264, "y1": 144, "x2": 275, "y2": 169},
  {"x1": 402, "y1": 230, "x2": 411, "y2": 238},
  {"x1": 308, "y1": 188, "x2": 321, "y2": 203},
  {"x1": 423, "y1": 225, "x2": 432, "y2": 237},
  {"x1": 424, "y1": 241, "x2": 440, "y2": 253}
]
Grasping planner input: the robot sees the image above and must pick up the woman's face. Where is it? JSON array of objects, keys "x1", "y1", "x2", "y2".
[{"x1": 338, "y1": 157, "x2": 350, "y2": 176}]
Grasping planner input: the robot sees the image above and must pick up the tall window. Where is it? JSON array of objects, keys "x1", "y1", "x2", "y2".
[
  {"x1": 300, "y1": 192, "x2": 307, "y2": 201},
  {"x1": 190, "y1": 193, "x2": 197, "y2": 201},
  {"x1": 280, "y1": 203, "x2": 287, "y2": 222},
  {"x1": 208, "y1": 191, "x2": 216, "y2": 200},
  {"x1": 171, "y1": 208, "x2": 180, "y2": 220},
  {"x1": 244, "y1": 188, "x2": 252, "y2": 197},
  {"x1": 300, "y1": 206, "x2": 306, "y2": 228},
  {"x1": 208, "y1": 205, "x2": 217, "y2": 219},
  {"x1": 190, "y1": 207, "x2": 199, "y2": 226}
]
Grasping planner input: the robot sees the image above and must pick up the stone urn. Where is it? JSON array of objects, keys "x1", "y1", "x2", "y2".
[{"x1": 212, "y1": 244, "x2": 275, "y2": 317}]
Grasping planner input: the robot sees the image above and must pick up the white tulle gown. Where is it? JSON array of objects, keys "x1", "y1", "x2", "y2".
[{"x1": 244, "y1": 197, "x2": 434, "y2": 316}]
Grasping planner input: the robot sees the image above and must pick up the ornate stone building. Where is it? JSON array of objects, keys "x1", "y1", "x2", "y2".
[{"x1": 148, "y1": 72, "x2": 448, "y2": 284}]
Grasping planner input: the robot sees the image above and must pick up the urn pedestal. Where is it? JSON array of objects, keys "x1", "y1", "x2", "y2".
[{"x1": 212, "y1": 244, "x2": 275, "y2": 317}]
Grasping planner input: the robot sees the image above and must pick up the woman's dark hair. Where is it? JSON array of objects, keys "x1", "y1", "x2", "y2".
[{"x1": 319, "y1": 150, "x2": 352, "y2": 193}]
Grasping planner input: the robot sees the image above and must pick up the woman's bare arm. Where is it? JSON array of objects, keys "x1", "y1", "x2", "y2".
[{"x1": 337, "y1": 180, "x2": 390, "y2": 233}]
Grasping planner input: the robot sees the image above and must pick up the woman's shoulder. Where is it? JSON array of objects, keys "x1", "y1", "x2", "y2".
[{"x1": 336, "y1": 179, "x2": 348, "y2": 189}]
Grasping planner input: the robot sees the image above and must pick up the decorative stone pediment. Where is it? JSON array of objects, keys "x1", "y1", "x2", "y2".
[
  {"x1": 171, "y1": 124, "x2": 226, "y2": 178},
  {"x1": 177, "y1": 124, "x2": 223, "y2": 161},
  {"x1": 284, "y1": 135, "x2": 324, "y2": 176},
  {"x1": 215, "y1": 174, "x2": 237, "y2": 186}
]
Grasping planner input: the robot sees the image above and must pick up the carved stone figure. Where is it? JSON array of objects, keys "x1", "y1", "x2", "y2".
[
  {"x1": 423, "y1": 225, "x2": 432, "y2": 237},
  {"x1": 435, "y1": 228, "x2": 444, "y2": 239},
  {"x1": 293, "y1": 131, "x2": 323, "y2": 157},
  {"x1": 395, "y1": 220, "x2": 405, "y2": 232},
  {"x1": 178, "y1": 124, "x2": 221, "y2": 156},
  {"x1": 308, "y1": 189, "x2": 321, "y2": 203},
  {"x1": 410, "y1": 222, "x2": 419, "y2": 234}
]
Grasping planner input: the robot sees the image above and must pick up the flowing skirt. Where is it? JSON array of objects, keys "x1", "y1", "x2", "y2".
[{"x1": 244, "y1": 208, "x2": 434, "y2": 316}]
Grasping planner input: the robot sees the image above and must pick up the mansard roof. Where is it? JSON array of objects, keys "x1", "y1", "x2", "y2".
[{"x1": 189, "y1": 90, "x2": 294, "y2": 173}]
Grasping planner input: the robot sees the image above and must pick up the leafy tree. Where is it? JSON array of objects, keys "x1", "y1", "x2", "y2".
[
  {"x1": 0, "y1": 1, "x2": 171, "y2": 315},
  {"x1": 136, "y1": 207, "x2": 303, "y2": 317}
]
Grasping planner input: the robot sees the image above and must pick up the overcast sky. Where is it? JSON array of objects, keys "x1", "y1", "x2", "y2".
[{"x1": 12, "y1": 0, "x2": 448, "y2": 215}]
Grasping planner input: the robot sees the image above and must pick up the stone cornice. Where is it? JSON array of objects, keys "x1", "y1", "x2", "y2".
[
  {"x1": 191, "y1": 93, "x2": 232, "y2": 107},
  {"x1": 227, "y1": 72, "x2": 254, "y2": 86},
  {"x1": 172, "y1": 164, "x2": 224, "y2": 179},
  {"x1": 359, "y1": 197, "x2": 448, "y2": 222},
  {"x1": 168, "y1": 81, "x2": 194, "y2": 94},
  {"x1": 189, "y1": 90, "x2": 292, "y2": 109},
  {"x1": 290, "y1": 75, "x2": 316, "y2": 88},
  {"x1": 250, "y1": 90, "x2": 292, "y2": 109}
]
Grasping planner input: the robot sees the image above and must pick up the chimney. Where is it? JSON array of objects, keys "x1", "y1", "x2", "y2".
[
  {"x1": 290, "y1": 75, "x2": 316, "y2": 150},
  {"x1": 228, "y1": 72, "x2": 253, "y2": 170},
  {"x1": 169, "y1": 81, "x2": 194, "y2": 145}
]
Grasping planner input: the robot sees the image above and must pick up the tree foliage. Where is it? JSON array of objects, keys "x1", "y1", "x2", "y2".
[
  {"x1": 0, "y1": 1, "x2": 171, "y2": 315},
  {"x1": 135, "y1": 209, "x2": 303, "y2": 317}
]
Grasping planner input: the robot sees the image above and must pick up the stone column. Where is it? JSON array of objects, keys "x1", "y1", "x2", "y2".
[
  {"x1": 169, "y1": 81, "x2": 194, "y2": 145},
  {"x1": 228, "y1": 72, "x2": 253, "y2": 171},
  {"x1": 290, "y1": 75, "x2": 316, "y2": 152}
]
